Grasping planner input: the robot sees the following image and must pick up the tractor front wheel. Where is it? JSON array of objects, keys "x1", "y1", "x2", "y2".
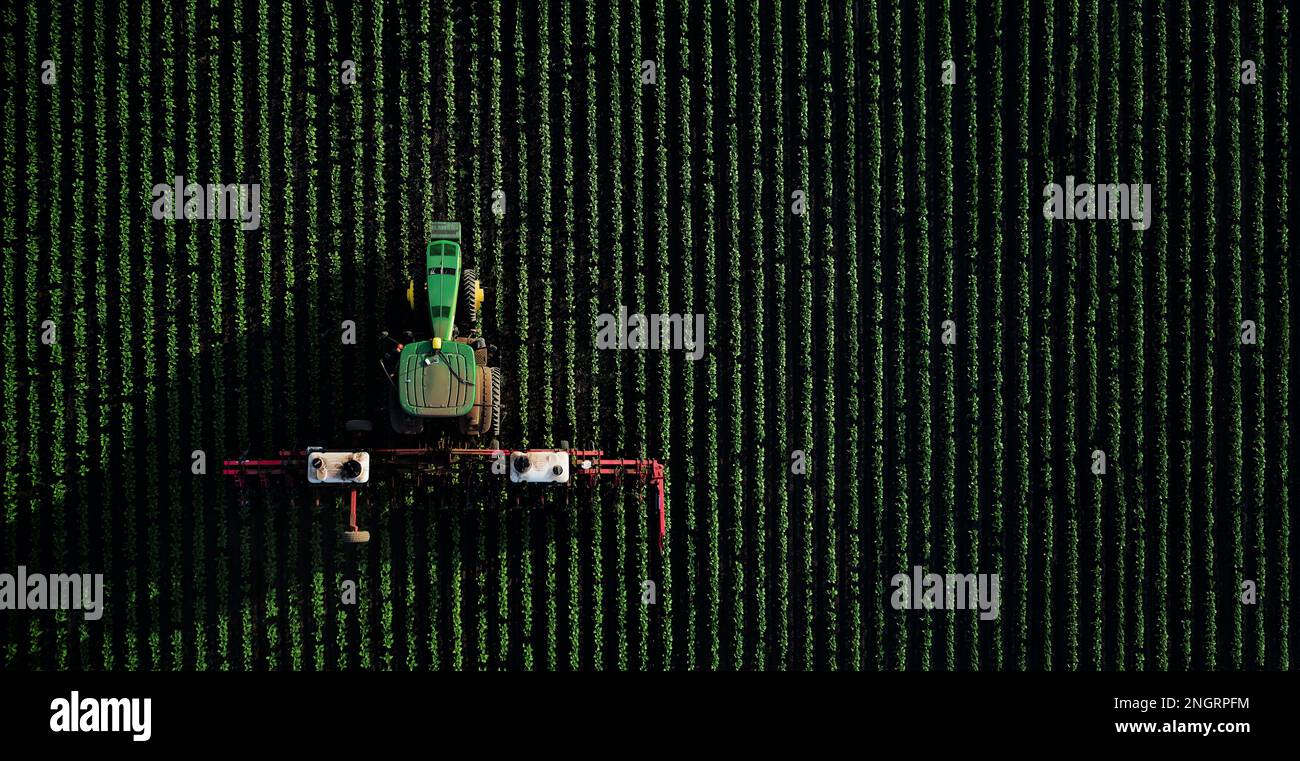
[
  {"x1": 341, "y1": 530, "x2": 371, "y2": 545},
  {"x1": 388, "y1": 271, "x2": 425, "y2": 337},
  {"x1": 460, "y1": 268, "x2": 482, "y2": 328}
]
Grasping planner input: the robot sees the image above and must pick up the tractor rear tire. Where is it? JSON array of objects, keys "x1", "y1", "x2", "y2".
[
  {"x1": 461, "y1": 365, "x2": 494, "y2": 437},
  {"x1": 491, "y1": 367, "x2": 503, "y2": 437},
  {"x1": 388, "y1": 385, "x2": 425, "y2": 435},
  {"x1": 345, "y1": 419, "x2": 374, "y2": 433},
  {"x1": 460, "y1": 268, "x2": 480, "y2": 327},
  {"x1": 341, "y1": 530, "x2": 371, "y2": 545}
]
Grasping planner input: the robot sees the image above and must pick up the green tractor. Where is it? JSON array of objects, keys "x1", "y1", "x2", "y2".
[{"x1": 383, "y1": 221, "x2": 502, "y2": 440}]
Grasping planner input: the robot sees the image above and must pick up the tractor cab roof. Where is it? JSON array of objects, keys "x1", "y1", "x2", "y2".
[{"x1": 396, "y1": 339, "x2": 477, "y2": 418}]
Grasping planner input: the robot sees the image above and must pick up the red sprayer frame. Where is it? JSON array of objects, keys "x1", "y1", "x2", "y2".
[{"x1": 222, "y1": 447, "x2": 667, "y2": 549}]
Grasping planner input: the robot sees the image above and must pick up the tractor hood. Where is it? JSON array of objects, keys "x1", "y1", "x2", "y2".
[{"x1": 425, "y1": 239, "x2": 461, "y2": 340}]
